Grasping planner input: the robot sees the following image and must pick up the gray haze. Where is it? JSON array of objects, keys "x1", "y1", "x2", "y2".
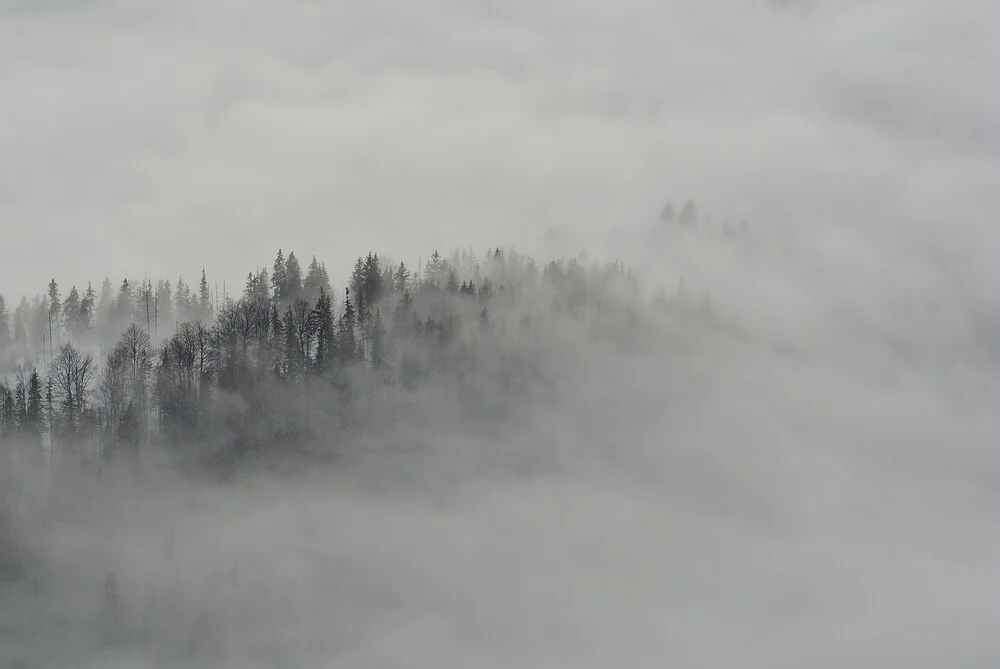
[
  {"x1": 1, "y1": 0, "x2": 998, "y2": 294},
  {"x1": 2, "y1": 0, "x2": 1000, "y2": 667}
]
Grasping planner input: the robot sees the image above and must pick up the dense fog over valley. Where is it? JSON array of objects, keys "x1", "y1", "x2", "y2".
[{"x1": 1, "y1": 0, "x2": 999, "y2": 667}]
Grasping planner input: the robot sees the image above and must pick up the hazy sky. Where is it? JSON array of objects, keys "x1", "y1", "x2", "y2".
[{"x1": 1, "y1": 0, "x2": 997, "y2": 299}]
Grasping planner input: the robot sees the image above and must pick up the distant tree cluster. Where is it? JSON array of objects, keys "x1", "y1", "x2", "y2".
[
  {"x1": 0, "y1": 246, "x2": 714, "y2": 475},
  {"x1": 658, "y1": 198, "x2": 752, "y2": 242}
]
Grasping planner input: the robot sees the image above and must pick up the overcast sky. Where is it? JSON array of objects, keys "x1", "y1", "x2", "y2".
[{"x1": 1, "y1": 0, "x2": 997, "y2": 299}]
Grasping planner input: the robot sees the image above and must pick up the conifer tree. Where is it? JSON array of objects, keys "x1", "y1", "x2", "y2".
[
  {"x1": 0, "y1": 294, "x2": 9, "y2": 353},
  {"x1": 282, "y1": 307, "x2": 299, "y2": 378},
  {"x1": 303, "y1": 256, "x2": 332, "y2": 305},
  {"x1": 113, "y1": 279, "x2": 133, "y2": 334},
  {"x1": 285, "y1": 252, "x2": 303, "y2": 304},
  {"x1": 350, "y1": 257, "x2": 366, "y2": 316},
  {"x1": 370, "y1": 308, "x2": 387, "y2": 370},
  {"x1": 0, "y1": 380, "x2": 14, "y2": 442},
  {"x1": 198, "y1": 269, "x2": 212, "y2": 322},
  {"x1": 363, "y1": 252, "x2": 383, "y2": 310},
  {"x1": 47, "y1": 279, "x2": 61, "y2": 342},
  {"x1": 338, "y1": 289, "x2": 357, "y2": 367},
  {"x1": 678, "y1": 200, "x2": 698, "y2": 227},
  {"x1": 312, "y1": 288, "x2": 336, "y2": 375},
  {"x1": 271, "y1": 249, "x2": 287, "y2": 305},
  {"x1": 393, "y1": 262, "x2": 411, "y2": 294},
  {"x1": 175, "y1": 277, "x2": 191, "y2": 323},
  {"x1": 62, "y1": 286, "x2": 81, "y2": 341},
  {"x1": 155, "y1": 280, "x2": 173, "y2": 335},
  {"x1": 30, "y1": 296, "x2": 49, "y2": 352},
  {"x1": 660, "y1": 200, "x2": 676, "y2": 223},
  {"x1": 80, "y1": 282, "x2": 97, "y2": 340},
  {"x1": 25, "y1": 369, "x2": 44, "y2": 451},
  {"x1": 446, "y1": 270, "x2": 460, "y2": 294}
]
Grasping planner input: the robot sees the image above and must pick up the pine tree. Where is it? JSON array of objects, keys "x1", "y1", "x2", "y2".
[
  {"x1": 252, "y1": 268, "x2": 271, "y2": 301},
  {"x1": 363, "y1": 252, "x2": 383, "y2": 310},
  {"x1": 0, "y1": 294, "x2": 9, "y2": 353},
  {"x1": 25, "y1": 369, "x2": 43, "y2": 450},
  {"x1": 95, "y1": 278, "x2": 113, "y2": 340},
  {"x1": 62, "y1": 285, "x2": 81, "y2": 342},
  {"x1": 132, "y1": 279, "x2": 152, "y2": 329},
  {"x1": 45, "y1": 376, "x2": 55, "y2": 449},
  {"x1": 113, "y1": 279, "x2": 133, "y2": 334},
  {"x1": 303, "y1": 256, "x2": 331, "y2": 305},
  {"x1": 338, "y1": 289, "x2": 357, "y2": 367},
  {"x1": 282, "y1": 307, "x2": 299, "y2": 378},
  {"x1": 271, "y1": 249, "x2": 287, "y2": 305},
  {"x1": 391, "y1": 289, "x2": 414, "y2": 340},
  {"x1": 47, "y1": 279, "x2": 61, "y2": 342},
  {"x1": 350, "y1": 257, "x2": 366, "y2": 317},
  {"x1": 478, "y1": 278, "x2": 493, "y2": 301},
  {"x1": 198, "y1": 269, "x2": 212, "y2": 322},
  {"x1": 175, "y1": 277, "x2": 191, "y2": 323},
  {"x1": 285, "y1": 252, "x2": 302, "y2": 304},
  {"x1": 243, "y1": 273, "x2": 258, "y2": 300},
  {"x1": 393, "y1": 262, "x2": 411, "y2": 294},
  {"x1": 312, "y1": 288, "x2": 336, "y2": 375},
  {"x1": 0, "y1": 381, "x2": 14, "y2": 442},
  {"x1": 155, "y1": 280, "x2": 173, "y2": 334},
  {"x1": 30, "y1": 296, "x2": 49, "y2": 352},
  {"x1": 13, "y1": 371, "x2": 26, "y2": 431},
  {"x1": 13, "y1": 298, "x2": 27, "y2": 345},
  {"x1": 426, "y1": 251, "x2": 445, "y2": 288},
  {"x1": 659, "y1": 200, "x2": 676, "y2": 223},
  {"x1": 446, "y1": 270, "x2": 460, "y2": 294},
  {"x1": 678, "y1": 200, "x2": 698, "y2": 227},
  {"x1": 80, "y1": 282, "x2": 97, "y2": 339},
  {"x1": 381, "y1": 260, "x2": 395, "y2": 297},
  {"x1": 370, "y1": 308, "x2": 386, "y2": 370}
]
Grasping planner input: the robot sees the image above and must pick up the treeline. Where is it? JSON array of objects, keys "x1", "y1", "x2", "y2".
[
  {"x1": 658, "y1": 198, "x2": 753, "y2": 240},
  {"x1": 0, "y1": 246, "x2": 712, "y2": 474}
]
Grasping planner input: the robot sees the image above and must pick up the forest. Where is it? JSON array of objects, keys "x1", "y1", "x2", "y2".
[
  {"x1": 0, "y1": 242, "x2": 725, "y2": 666},
  {"x1": 0, "y1": 244, "x2": 717, "y2": 477}
]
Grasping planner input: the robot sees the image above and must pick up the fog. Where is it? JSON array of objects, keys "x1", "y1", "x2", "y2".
[{"x1": 2, "y1": 0, "x2": 1000, "y2": 667}]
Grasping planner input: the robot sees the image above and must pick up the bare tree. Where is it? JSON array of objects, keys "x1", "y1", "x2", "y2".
[
  {"x1": 50, "y1": 343, "x2": 96, "y2": 444},
  {"x1": 98, "y1": 346, "x2": 129, "y2": 455}
]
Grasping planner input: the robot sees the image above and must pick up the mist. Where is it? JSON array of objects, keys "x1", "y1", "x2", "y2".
[{"x1": 2, "y1": 0, "x2": 1000, "y2": 667}]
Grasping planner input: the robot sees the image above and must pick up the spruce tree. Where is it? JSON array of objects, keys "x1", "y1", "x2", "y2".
[
  {"x1": 282, "y1": 307, "x2": 299, "y2": 378},
  {"x1": 393, "y1": 262, "x2": 411, "y2": 294},
  {"x1": 0, "y1": 381, "x2": 14, "y2": 441},
  {"x1": 370, "y1": 308, "x2": 386, "y2": 370},
  {"x1": 659, "y1": 200, "x2": 676, "y2": 223},
  {"x1": 155, "y1": 280, "x2": 173, "y2": 334},
  {"x1": 198, "y1": 269, "x2": 212, "y2": 322},
  {"x1": 271, "y1": 249, "x2": 287, "y2": 304},
  {"x1": 253, "y1": 268, "x2": 271, "y2": 301},
  {"x1": 678, "y1": 200, "x2": 698, "y2": 227},
  {"x1": 312, "y1": 288, "x2": 335, "y2": 375},
  {"x1": 47, "y1": 279, "x2": 61, "y2": 342},
  {"x1": 25, "y1": 369, "x2": 43, "y2": 451},
  {"x1": 285, "y1": 252, "x2": 302, "y2": 304},
  {"x1": 303, "y1": 256, "x2": 331, "y2": 305},
  {"x1": 0, "y1": 294, "x2": 9, "y2": 353},
  {"x1": 446, "y1": 270, "x2": 460, "y2": 294},
  {"x1": 338, "y1": 289, "x2": 357, "y2": 367},
  {"x1": 175, "y1": 277, "x2": 191, "y2": 323},
  {"x1": 62, "y1": 285, "x2": 81, "y2": 341},
  {"x1": 81, "y1": 283, "x2": 97, "y2": 339},
  {"x1": 113, "y1": 279, "x2": 133, "y2": 334}
]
